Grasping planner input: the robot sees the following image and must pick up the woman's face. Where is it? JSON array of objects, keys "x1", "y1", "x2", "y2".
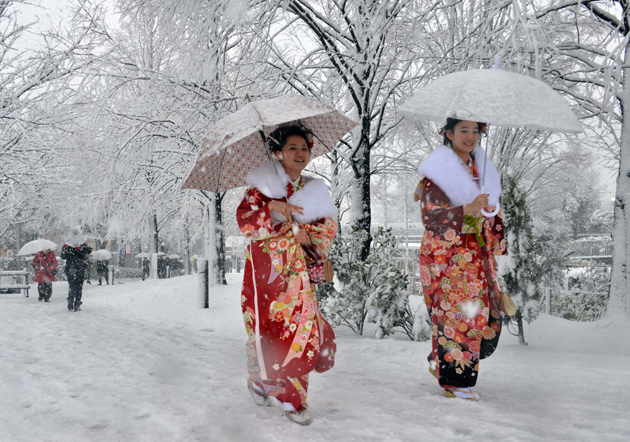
[
  {"x1": 446, "y1": 120, "x2": 480, "y2": 159},
  {"x1": 276, "y1": 135, "x2": 310, "y2": 178}
]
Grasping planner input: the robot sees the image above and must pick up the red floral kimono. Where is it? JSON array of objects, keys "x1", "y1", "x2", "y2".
[
  {"x1": 418, "y1": 147, "x2": 507, "y2": 389},
  {"x1": 237, "y1": 160, "x2": 337, "y2": 411}
]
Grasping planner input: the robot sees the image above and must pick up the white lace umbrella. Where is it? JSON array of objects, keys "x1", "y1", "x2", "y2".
[
  {"x1": 168, "y1": 254, "x2": 181, "y2": 260},
  {"x1": 135, "y1": 252, "x2": 150, "y2": 259},
  {"x1": 92, "y1": 249, "x2": 112, "y2": 261},
  {"x1": 398, "y1": 69, "x2": 582, "y2": 133},
  {"x1": 182, "y1": 95, "x2": 358, "y2": 192},
  {"x1": 399, "y1": 69, "x2": 582, "y2": 216},
  {"x1": 17, "y1": 239, "x2": 57, "y2": 256}
]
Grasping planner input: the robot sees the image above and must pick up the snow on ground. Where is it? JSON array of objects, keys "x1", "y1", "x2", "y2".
[{"x1": 1, "y1": 274, "x2": 629, "y2": 442}]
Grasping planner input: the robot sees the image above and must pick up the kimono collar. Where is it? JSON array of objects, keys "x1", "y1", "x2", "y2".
[
  {"x1": 418, "y1": 145, "x2": 502, "y2": 208},
  {"x1": 246, "y1": 159, "x2": 337, "y2": 224}
]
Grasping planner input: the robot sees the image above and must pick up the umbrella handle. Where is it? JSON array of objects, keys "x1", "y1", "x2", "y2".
[
  {"x1": 480, "y1": 182, "x2": 499, "y2": 217},
  {"x1": 481, "y1": 204, "x2": 500, "y2": 217}
]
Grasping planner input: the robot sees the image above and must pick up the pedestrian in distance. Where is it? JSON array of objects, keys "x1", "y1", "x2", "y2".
[
  {"x1": 157, "y1": 255, "x2": 166, "y2": 279},
  {"x1": 236, "y1": 125, "x2": 338, "y2": 425},
  {"x1": 60, "y1": 227, "x2": 93, "y2": 312},
  {"x1": 142, "y1": 258, "x2": 150, "y2": 281},
  {"x1": 416, "y1": 118, "x2": 507, "y2": 401},
  {"x1": 97, "y1": 259, "x2": 109, "y2": 285},
  {"x1": 33, "y1": 248, "x2": 58, "y2": 302}
]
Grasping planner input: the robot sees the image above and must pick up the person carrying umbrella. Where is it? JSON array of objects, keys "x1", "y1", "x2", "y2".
[
  {"x1": 97, "y1": 259, "x2": 109, "y2": 285},
  {"x1": 142, "y1": 258, "x2": 150, "y2": 281},
  {"x1": 32, "y1": 248, "x2": 58, "y2": 302},
  {"x1": 237, "y1": 125, "x2": 338, "y2": 425},
  {"x1": 60, "y1": 227, "x2": 93, "y2": 312},
  {"x1": 416, "y1": 118, "x2": 507, "y2": 401}
]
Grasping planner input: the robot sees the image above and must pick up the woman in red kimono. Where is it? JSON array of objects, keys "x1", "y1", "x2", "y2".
[
  {"x1": 33, "y1": 248, "x2": 58, "y2": 302},
  {"x1": 237, "y1": 125, "x2": 338, "y2": 425},
  {"x1": 417, "y1": 118, "x2": 507, "y2": 401}
]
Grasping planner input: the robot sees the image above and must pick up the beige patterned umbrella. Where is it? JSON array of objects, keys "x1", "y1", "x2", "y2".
[{"x1": 182, "y1": 95, "x2": 358, "y2": 192}]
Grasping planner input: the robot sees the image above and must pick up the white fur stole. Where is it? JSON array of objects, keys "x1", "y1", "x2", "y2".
[
  {"x1": 418, "y1": 145, "x2": 501, "y2": 207},
  {"x1": 246, "y1": 159, "x2": 337, "y2": 224}
]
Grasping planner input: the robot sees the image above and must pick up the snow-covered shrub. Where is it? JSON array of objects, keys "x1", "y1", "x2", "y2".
[
  {"x1": 319, "y1": 226, "x2": 411, "y2": 338},
  {"x1": 117, "y1": 267, "x2": 143, "y2": 279},
  {"x1": 501, "y1": 175, "x2": 545, "y2": 344},
  {"x1": 549, "y1": 266, "x2": 611, "y2": 321}
]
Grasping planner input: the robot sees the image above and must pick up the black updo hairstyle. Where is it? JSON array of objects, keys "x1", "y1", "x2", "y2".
[
  {"x1": 439, "y1": 118, "x2": 487, "y2": 146},
  {"x1": 268, "y1": 125, "x2": 314, "y2": 154}
]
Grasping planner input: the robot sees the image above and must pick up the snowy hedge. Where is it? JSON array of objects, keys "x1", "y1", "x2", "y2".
[{"x1": 319, "y1": 226, "x2": 429, "y2": 339}]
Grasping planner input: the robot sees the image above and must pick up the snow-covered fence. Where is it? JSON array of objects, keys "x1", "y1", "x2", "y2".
[
  {"x1": 568, "y1": 238, "x2": 613, "y2": 260},
  {"x1": 540, "y1": 287, "x2": 608, "y2": 322},
  {"x1": 116, "y1": 267, "x2": 142, "y2": 279},
  {"x1": 394, "y1": 248, "x2": 422, "y2": 296},
  {"x1": 0, "y1": 269, "x2": 30, "y2": 297}
]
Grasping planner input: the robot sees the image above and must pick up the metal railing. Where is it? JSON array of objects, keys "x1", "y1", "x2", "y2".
[{"x1": 568, "y1": 239, "x2": 613, "y2": 259}]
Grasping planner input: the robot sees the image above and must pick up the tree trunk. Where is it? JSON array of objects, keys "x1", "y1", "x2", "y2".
[
  {"x1": 152, "y1": 213, "x2": 159, "y2": 254},
  {"x1": 515, "y1": 310, "x2": 528, "y2": 346},
  {"x1": 609, "y1": 40, "x2": 630, "y2": 316},
  {"x1": 215, "y1": 192, "x2": 227, "y2": 285},
  {"x1": 183, "y1": 219, "x2": 190, "y2": 274},
  {"x1": 351, "y1": 124, "x2": 372, "y2": 261},
  {"x1": 204, "y1": 198, "x2": 217, "y2": 287}
]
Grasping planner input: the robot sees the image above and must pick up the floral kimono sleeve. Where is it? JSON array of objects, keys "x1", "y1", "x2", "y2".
[
  {"x1": 420, "y1": 178, "x2": 464, "y2": 239},
  {"x1": 303, "y1": 218, "x2": 338, "y2": 258},
  {"x1": 237, "y1": 187, "x2": 284, "y2": 241}
]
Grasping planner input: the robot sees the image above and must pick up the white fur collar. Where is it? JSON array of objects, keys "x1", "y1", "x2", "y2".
[
  {"x1": 246, "y1": 159, "x2": 337, "y2": 224},
  {"x1": 418, "y1": 145, "x2": 501, "y2": 207}
]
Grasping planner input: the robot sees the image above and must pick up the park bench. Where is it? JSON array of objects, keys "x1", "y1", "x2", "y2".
[{"x1": 0, "y1": 269, "x2": 31, "y2": 297}]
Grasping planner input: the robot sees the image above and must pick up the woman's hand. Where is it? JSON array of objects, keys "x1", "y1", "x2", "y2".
[
  {"x1": 294, "y1": 227, "x2": 312, "y2": 245},
  {"x1": 463, "y1": 193, "x2": 490, "y2": 215},
  {"x1": 268, "y1": 200, "x2": 304, "y2": 222}
]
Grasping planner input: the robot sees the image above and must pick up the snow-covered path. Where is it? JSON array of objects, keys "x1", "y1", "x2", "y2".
[{"x1": 1, "y1": 274, "x2": 629, "y2": 441}]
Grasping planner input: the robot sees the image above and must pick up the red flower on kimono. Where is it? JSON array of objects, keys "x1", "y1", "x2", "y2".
[
  {"x1": 434, "y1": 253, "x2": 448, "y2": 265},
  {"x1": 476, "y1": 315, "x2": 488, "y2": 327},
  {"x1": 293, "y1": 259, "x2": 305, "y2": 272},
  {"x1": 278, "y1": 238, "x2": 290, "y2": 249},
  {"x1": 443, "y1": 326, "x2": 456, "y2": 338},
  {"x1": 468, "y1": 340, "x2": 481, "y2": 353},
  {"x1": 273, "y1": 311, "x2": 284, "y2": 322},
  {"x1": 453, "y1": 332, "x2": 465, "y2": 344}
]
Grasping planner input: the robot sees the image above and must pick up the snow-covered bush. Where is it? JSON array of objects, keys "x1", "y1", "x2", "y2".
[
  {"x1": 548, "y1": 266, "x2": 611, "y2": 322},
  {"x1": 319, "y1": 226, "x2": 411, "y2": 338},
  {"x1": 501, "y1": 175, "x2": 545, "y2": 344}
]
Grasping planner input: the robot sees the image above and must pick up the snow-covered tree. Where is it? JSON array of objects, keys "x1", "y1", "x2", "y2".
[
  {"x1": 319, "y1": 226, "x2": 411, "y2": 338},
  {"x1": 0, "y1": 0, "x2": 102, "y2": 247},
  {"x1": 532, "y1": 0, "x2": 630, "y2": 315},
  {"x1": 501, "y1": 175, "x2": 545, "y2": 345}
]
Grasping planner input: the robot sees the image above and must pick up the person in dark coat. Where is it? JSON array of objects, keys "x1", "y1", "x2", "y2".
[
  {"x1": 142, "y1": 258, "x2": 150, "y2": 281},
  {"x1": 157, "y1": 255, "x2": 167, "y2": 279},
  {"x1": 60, "y1": 227, "x2": 92, "y2": 312},
  {"x1": 33, "y1": 248, "x2": 58, "y2": 302},
  {"x1": 97, "y1": 259, "x2": 109, "y2": 285}
]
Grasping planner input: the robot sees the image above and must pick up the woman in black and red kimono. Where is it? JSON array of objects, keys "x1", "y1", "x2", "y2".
[{"x1": 417, "y1": 118, "x2": 508, "y2": 401}]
